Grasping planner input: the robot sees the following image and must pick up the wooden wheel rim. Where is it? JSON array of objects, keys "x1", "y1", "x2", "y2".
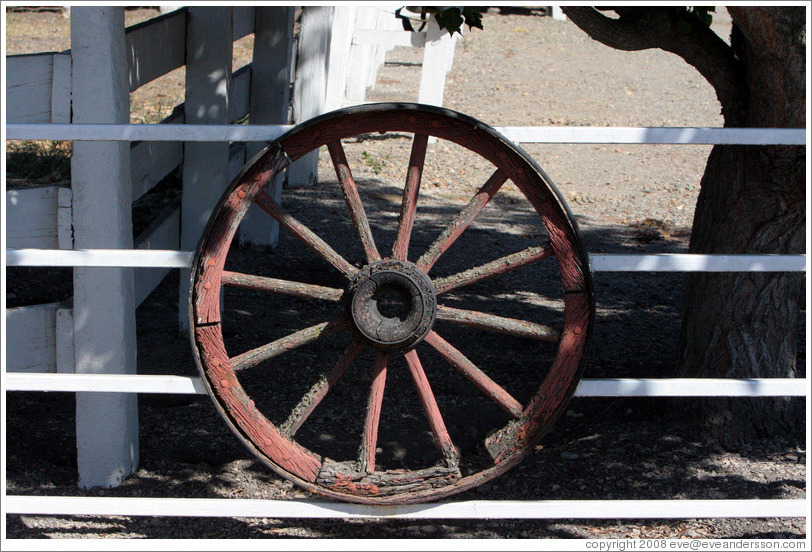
[{"x1": 189, "y1": 103, "x2": 594, "y2": 504}]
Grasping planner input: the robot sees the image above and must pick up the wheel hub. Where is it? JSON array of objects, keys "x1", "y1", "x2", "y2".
[{"x1": 348, "y1": 260, "x2": 436, "y2": 351}]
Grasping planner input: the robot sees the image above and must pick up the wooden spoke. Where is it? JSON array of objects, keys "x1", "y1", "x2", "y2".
[
  {"x1": 279, "y1": 338, "x2": 365, "y2": 436},
  {"x1": 403, "y1": 349, "x2": 459, "y2": 466},
  {"x1": 358, "y1": 351, "x2": 389, "y2": 473},
  {"x1": 424, "y1": 331, "x2": 523, "y2": 418},
  {"x1": 436, "y1": 305, "x2": 560, "y2": 342},
  {"x1": 416, "y1": 169, "x2": 508, "y2": 273},
  {"x1": 392, "y1": 133, "x2": 429, "y2": 260},
  {"x1": 255, "y1": 191, "x2": 358, "y2": 278},
  {"x1": 222, "y1": 271, "x2": 342, "y2": 302},
  {"x1": 432, "y1": 243, "x2": 554, "y2": 294},
  {"x1": 327, "y1": 141, "x2": 382, "y2": 263},
  {"x1": 229, "y1": 316, "x2": 350, "y2": 372}
]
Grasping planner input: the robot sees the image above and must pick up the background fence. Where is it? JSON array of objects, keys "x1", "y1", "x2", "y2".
[{"x1": 4, "y1": 6, "x2": 808, "y2": 522}]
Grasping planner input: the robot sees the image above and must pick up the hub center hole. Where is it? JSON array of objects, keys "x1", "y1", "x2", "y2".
[{"x1": 374, "y1": 288, "x2": 410, "y2": 320}]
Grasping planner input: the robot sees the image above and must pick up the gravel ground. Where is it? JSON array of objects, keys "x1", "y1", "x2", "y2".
[{"x1": 4, "y1": 7, "x2": 807, "y2": 542}]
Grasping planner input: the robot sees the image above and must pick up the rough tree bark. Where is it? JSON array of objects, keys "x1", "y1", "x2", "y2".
[{"x1": 563, "y1": 7, "x2": 806, "y2": 447}]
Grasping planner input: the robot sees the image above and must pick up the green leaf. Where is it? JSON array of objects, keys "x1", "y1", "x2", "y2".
[
  {"x1": 435, "y1": 8, "x2": 464, "y2": 35},
  {"x1": 430, "y1": 6, "x2": 487, "y2": 35}
]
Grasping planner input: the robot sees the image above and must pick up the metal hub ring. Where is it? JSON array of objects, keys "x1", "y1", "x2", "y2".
[{"x1": 348, "y1": 260, "x2": 436, "y2": 350}]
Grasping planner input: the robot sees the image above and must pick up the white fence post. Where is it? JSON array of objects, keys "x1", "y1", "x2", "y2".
[
  {"x1": 343, "y1": 7, "x2": 377, "y2": 106},
  {"x1": 288, "y1": 6, "x2": 334, "y2": 187},
  {"x1": 368, "y1": 7, "x2": 398, "y2": 91},
  {"x1": 324, "y1": 6, "x2": 356, "y2": 112},
  {"x1": 238, "y1": 6, "x2": 295, "y2": 250},
  {"x1": 69, "y1": 6, "x2": 139, "y2": 489},
  {"x1": 418, "y1": 18, "x2": 458, "y2": 107},
  {"x1": 179, "y1": 6, "x2": 234, "y2": 329}
]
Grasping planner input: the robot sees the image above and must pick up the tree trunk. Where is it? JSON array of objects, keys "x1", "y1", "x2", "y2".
[
  {"x1": 562, "y1": 6, "x2": 806, "y2": 447},
  {"x1": 676, "y1": 8, "x2": 806, "y2": 447},
  {"x1": 676, "y1": 145, "x2": 805, "y2": 447}
]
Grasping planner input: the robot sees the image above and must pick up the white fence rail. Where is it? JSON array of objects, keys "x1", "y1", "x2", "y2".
[
  {"x1": 6, "y1": 248, "x2": 807, "y2": 272},
  {"x1": 6, "y1": 373, "x2": 806, "y2": 398},
  {"x1": 7, "y1": 124, "x2": 805, "y2": 145},
  {"x1": 6, "y1": 496, "x2": 806, "y2": 520}
]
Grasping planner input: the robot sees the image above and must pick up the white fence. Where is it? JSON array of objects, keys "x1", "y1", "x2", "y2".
[{"x1": 4, "y1": 6, "x2": 808, "y2": 524}]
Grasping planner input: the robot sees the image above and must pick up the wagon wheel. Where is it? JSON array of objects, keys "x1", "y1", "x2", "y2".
[{"x1": 189, "y1": 103, "x2": 593, "y2": 505}]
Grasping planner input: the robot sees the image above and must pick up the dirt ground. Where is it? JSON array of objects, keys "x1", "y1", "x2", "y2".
[{"x1": 4, "y1": 7, "x2": 807, "y2": 541}]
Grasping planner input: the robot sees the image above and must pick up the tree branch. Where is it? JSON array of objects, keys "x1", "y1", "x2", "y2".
[{"x1": 563, "y1": 7, "x2": 742, "y2": 116}]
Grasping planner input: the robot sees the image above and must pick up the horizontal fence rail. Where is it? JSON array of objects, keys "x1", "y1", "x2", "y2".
[
  {"x1": 6, "y1": 123, "x2": 291, "y2": 143},
  {"x1": 6, "y1": 124, "x2": 807, "y2": 145},
  {"x1": 590, "y1": 254, "x2": 808, "y2": 272},
  {"x1": 499, "y1": 126, "x2": 807, "y2": 145},
  {"x1": 6, "y1": 248, "x2": 195, "y2": 268},
  {"x1": 6, "y1": 249, "x2": 807, "y2": 272},
  {"x1": 5, "y1": 373, "x2": 807, "y2": 397},
  {"x1": 4, "y1": 496, "x2": 807, "y2": 520}
]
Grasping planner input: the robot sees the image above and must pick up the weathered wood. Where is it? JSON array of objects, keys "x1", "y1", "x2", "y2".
[
  {"x1": 57, "y1": 187, "x2": 73, "y2": 249},
  {"x1": 129, "y1": 140, "x2": 183, "y2": 203},
  {"x1": 280, "y1": 106, "x2": 475, "y2": 161},
  {"x1": 232, "y1": 6, "x2": 255, "y2": 40},
  {"x1": 279, "y1": 338, "x2": 365, "y2": 436},
  {"x1": 221, "y1": 271, "x2": 343, "y2": 301},
  {"x1": 190, "y1": 105, "x2": 595, "y2": 504},
  {"x1": 194, "y1": 324, "x2": 324, "y2": 481},
  {"x1": 70, "y1": 6, "x2": 139, "y2": 489},
  {"x1": 288, "y1": 6, "x2": 334, "y2": 187},
  {"x1": 6, "y1": 303, "x2": 59, "y2": 373},
  {"x1": 229, "y1": 317, "x2": 350, "y2": 373},
  {"x1": 358, "y1": 351, "x2": 388, "y2": 473},
  {"x1": 130, "y1": 108, "x2": 184, "y2": 202},
  {"x1": 6, "y1": 186, "x2": 62, "y2": 249},
  {"x1": 6, "y1": 54, "x2": 55, "y2": 123},
  {"x1": 125, "y1": 8, "x2": 186, "y2": 92},
  {"x1": 432, "y1": 243, "x2": 554, "y2": 295},
  {"x1": 403, "y1": 350, "x2": 459, "y2": 466},
  {"x1": 416, "y1": 169, "x2": 508, "y2": 272},
  {"x1": 55, "y1": 301, "x2": 75, "y2": 374},
  {"x1": 435, "y1": 305, "x2": 561, "y2": 342},
  {"x1": 316, "y1": 460, "x2": 461, "y2": 498},
  {"x1": 51, "y1": 53, "x2": 71, "y2": 123},
  {"x1": 392, "y1": 134, "x2": 429, "y2": 261},
  {"x1": 133, "y1": 204, "x2": 180, "y2": 306},
  {"x1": 485, "y1": 291, "x2": 592, "y2": 461},
  {"x1": 179, "y1": 6, "x2": 234, "y2": 331},
  {"x1": 192, "y1": 147, "x2": 289, "y2": 325},
  {"x1": 424, "y1": 331, "x2": 523, "y2": 418},
  {"x1": 238, "y1": 6, "x2": 295, "y2": 249},
  {"x1": 327, "y1": 140, "x2": 382, "y2": 262},
  {"x1": 254, "y1": 191, "x2": 358, "y2": 277},
  {"x1": 230, "y1": 65, "x2": 252, "y2": 124}
]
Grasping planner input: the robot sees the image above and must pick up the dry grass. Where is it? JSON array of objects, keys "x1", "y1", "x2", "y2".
[{"x1": 5, "y1": 140, "x2": 72, "y2": 187}]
